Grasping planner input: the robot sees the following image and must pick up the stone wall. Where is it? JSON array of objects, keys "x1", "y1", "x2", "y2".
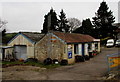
[{"x1": 35, "y1": 33, "x2": 65, "y2": 63}]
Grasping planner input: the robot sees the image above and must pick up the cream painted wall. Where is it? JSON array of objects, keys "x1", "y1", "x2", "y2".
[
  {"x1": 78, "y1": 44, "x2": 82, "y2": 56},
  {"x1": 85, "y1": 43, "x2": 89, "y2": 55},
  {"x1": 8, "y1": 34, "x2": 35, "y2": 59}
]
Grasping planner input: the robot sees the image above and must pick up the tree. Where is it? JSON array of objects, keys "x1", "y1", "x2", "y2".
[
  {"x1": 92, "y1": 1, "x2": 116, "y2": 39},
  {"x1": 0, "y1": 19, "x2": 7, "y2": 36},
  {"x1": 41, "y1": 8, "x2": 59, "y2": 33},
  {"x1": 73, "y1": 18, "x2": 94, "y2": 36},
  {"x1": 67, "y1": 18, "x2": 81, "y2": 33},
  {"x1": 58, "y1": 9, "x2": 70, "y2": 33}
]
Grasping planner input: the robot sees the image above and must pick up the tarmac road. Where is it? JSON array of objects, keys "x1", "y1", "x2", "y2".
[
  {"x1": 2, "y1": 47, "x2": 119, "y2": 80},
  {"x1": 45, "y1": 47, "x2": 119, "y2": 80}
]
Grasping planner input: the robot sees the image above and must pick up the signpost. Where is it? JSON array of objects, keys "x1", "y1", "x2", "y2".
[
  {"x1": 107, "y1": 52, "x2": 120, "y2": 72},
  {"x1": 68, "y1": 45, "x2": 72, "y2": 59}
]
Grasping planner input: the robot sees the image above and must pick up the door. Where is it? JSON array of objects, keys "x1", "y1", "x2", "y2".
[
  {"x1": 14, "y1": 45, "x2": 27, "y2": 60},
  {"x1": 82, "y1": 44, "x2": 84, "y2": 56}
]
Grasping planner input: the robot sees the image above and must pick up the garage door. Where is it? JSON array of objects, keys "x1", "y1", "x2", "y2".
[{"x1": 14, "y1": 45, "x2": 27, "y2": 60}]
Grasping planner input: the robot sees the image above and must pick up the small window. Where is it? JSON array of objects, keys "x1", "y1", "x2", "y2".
[
  {"x1": 74, "y1": 44, "x2": 78, "y2": 54},
  {"x1": 88, "y1": 43, "x2": 92, "y2": 50},
  {"x1": 95, "y1": 43, "x2": 98, "y2": 49}
]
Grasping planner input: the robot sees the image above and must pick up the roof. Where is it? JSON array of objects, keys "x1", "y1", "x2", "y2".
[
  {"x1": 21, "y1": 32, "x2": 45, "y2": 42},
  {"x1": 52, "y1": 31, "x2": 96, "y2": 43},
  {"x1": 115, "y1": 28, "x2": 120, "y2": 33},
  {"x1": 113, "y1": 23, "x2": 120, "y2": 28},
  {"x1": 8, "y1": 32, "x2": 45, "y2": 44}
]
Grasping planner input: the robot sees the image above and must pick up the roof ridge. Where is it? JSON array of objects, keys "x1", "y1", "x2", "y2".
[{"x1": 52, "y1": 31, "x2": 88, "y2": 36}]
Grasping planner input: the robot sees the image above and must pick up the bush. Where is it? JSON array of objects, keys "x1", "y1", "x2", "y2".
[
  {"x1": 53, "y1": 59, "x2": 59, "y2": 64},
  {"x1": 10, "y1": 59, "x2": 16, "y2": 62},
  {"x1": 89, "y1": 52, "x2": 94, "y2": 58},
  {"x1": 60, "y1": 59, "x2": 68, "y2": 65},
  {"x1": 83, "y1": 55, "x2": 90, "y2": 60},
  {"x1": 75, "y1": 56, "x2": 85, "y2": 62},
  {"x1": 43, "y1": 58, "x2": 52, "y2": 65}
]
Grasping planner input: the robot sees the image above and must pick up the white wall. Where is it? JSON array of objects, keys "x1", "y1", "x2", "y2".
[
  {"x1": 85, "y1": 43, "x2": 89, "y2": 55},
  {"x1": 78, "y1": 44, "x2": 82, "y2": 56}
]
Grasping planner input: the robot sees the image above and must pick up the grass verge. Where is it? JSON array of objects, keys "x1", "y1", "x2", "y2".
[{"x1": 1, "y1": 61, "x2": 61, "y2": 69}]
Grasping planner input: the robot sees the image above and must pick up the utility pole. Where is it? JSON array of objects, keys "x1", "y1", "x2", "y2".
[{"x1": 47, "y1": 14, "x2": 52, "y2": 58}]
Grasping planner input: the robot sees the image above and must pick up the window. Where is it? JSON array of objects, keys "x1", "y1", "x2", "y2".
[
  {"x1": 88, "y1": 43, "x2": 92, "y2": 51},
  {"x1": 95, "y1": 43, "x2": 98, "y2": 49},
  {"x1": 74, "y1": 44, "x2": 78, "y2": 54}
]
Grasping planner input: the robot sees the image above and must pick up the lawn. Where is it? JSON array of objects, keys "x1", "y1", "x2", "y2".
[{"x1": 1, "y1": 61, "x2": 61, "y2": 69}]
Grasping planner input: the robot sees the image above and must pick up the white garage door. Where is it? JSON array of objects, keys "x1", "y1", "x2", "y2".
[{"x1": 14, "y1": 45, "x2": 27, "y2": 60}]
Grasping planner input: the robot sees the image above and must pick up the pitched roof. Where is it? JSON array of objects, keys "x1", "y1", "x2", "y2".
[
  {"x1": 8, "y1": 32, "x2": 45, "y2": 44},
  {"x1": 20, "y1": 32, "x2": 45, "y2": 42},
  {"x1": 52, "y1": 31, "x2": 96, "y2": 43},
  {"x1": 113, "y1": 23, "x2": 120, "y2": 28}
]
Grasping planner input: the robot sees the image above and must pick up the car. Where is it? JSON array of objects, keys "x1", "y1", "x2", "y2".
[
  {"x1": 106, "y1": 39, "x2": 115, "y2": 48},
  {"x1": 115, "y1": 39, "x2": 120, "y2": 47}
]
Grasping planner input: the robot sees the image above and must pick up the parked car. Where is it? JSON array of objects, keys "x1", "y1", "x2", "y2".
[
  {"x1": 115, "y1": 39, "x2": 120, "y2": 47},
  {"x1": 106, "y1": 39, "x2": 115, "y2": 48}
]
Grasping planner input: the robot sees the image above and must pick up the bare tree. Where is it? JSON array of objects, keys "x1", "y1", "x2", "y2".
[
  {"x1": 0, "y1": 19, "x2": 8, "y2": 36},
  {"x1": 0, "y1": 19, "x2": 7, "y2": 28},
  {"x1": 67, "y1": 18, "x2": 81, "y2": 33}
]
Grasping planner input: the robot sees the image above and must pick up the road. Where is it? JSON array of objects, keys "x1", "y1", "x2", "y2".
[
  {"x1": 45, "y1": 47, "x2": 119, "y2": 80},
  {"x1": 2, "y1": 47, "x2": 119, "y2": 80}
]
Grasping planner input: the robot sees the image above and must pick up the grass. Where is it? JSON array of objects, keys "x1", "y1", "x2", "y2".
[{"x1": 2, "y1": 61, "x2": 61, "y2": 69}]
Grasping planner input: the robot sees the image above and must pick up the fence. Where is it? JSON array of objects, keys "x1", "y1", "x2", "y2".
[{"x1": 106, "y1": 52, "x2": 120, "y2": 72}]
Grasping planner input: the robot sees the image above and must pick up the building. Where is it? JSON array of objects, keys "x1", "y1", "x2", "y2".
[
  {"x1": 35, "y1": 31, "x2": 100, "y2": 64},
  {"x1": 0, "y1": 33, "x2": 17, "y2": 60},
  {"x1": 6, "y1": 31, "x2": 100, "y2": 64},
  {"x1": 7, "y1": 32, "x2": 45, "y2": 60},
  {"x1": 113, "y1": 23, "x2": 120, "y2": 39}
]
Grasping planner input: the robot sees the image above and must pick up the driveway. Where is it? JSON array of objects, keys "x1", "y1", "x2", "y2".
[
  {"x1": 2, "y1": 47, "x2": 119, "y2": 80},
  {"x1": 46, "y1": 47, "x2": 119, "y2": 80}
]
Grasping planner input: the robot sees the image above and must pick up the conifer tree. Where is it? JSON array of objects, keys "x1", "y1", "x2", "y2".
[
  {"x1": 58, "y1": 9, "x2": 70, "y2": 33},
  {"x1": 92, "y1": 1, "x2": 116, "y2": 38},
  {"x1": 41, "y1": 8, "x2": 59, "y2": 33},
  {"x1": 73, "y1": 19, "x2": 94, "y2": 36}
]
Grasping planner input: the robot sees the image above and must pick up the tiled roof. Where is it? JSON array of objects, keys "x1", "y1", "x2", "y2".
[
  {"x1": 52, "y1": 31, "x2": 95, "y2": 43},
  {"x1": 115, "y1": 28, "x2": 120, "y2": 33},
  {"x1": 113, "y1": 23, "x2": 120, "y2": 28},
  {"x1": 21, "y1": 32, "x2": 45, "y2": 42}
]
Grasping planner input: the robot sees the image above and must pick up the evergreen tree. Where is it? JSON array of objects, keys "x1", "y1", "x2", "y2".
[
  {"x1": 58, "y1": 9, "x2": 70, "y2": 33},
  {"x1": 41, "y1": 15, "x2": 48, "y2": 33},
  {"x1": 73, "y1": 18, "x2": 94, "y2": 36},
  {"x1": 41, "y1": 8, "x2": 59, "y2": 33},
  {"x1": 92, "y1": 1, "x2": 116, "y2": 39}
]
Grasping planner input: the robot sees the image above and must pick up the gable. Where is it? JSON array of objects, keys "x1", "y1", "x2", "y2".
[{"x1": 8, "y1": 33, "x2": 35, "y2": 46}]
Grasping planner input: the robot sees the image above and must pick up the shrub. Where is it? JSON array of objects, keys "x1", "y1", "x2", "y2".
[
  {"x1": 43, "y1": 58, "x2": 52, "y2": 65},
  {"x1": 60, "y1": 59, "x2": 68, "y2": 65},
  {"x1": 89, "y1": 52, "x2": 94, "y2": 58},
  {"x1": 75, "y1": 56, "x2": 85, "y2": 62},
  {"x1": 83, "y1": 55, "x2": 90, "y2": 60}
]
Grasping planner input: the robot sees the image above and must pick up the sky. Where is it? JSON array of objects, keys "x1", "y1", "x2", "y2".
[{"x1": 0, "y1": 0, "x2": 119, "y2": 33}]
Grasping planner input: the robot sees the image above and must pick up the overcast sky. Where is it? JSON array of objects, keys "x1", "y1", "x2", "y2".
[{"x1": 0, "y1": 0, "x2": 119, "y2": 33}]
